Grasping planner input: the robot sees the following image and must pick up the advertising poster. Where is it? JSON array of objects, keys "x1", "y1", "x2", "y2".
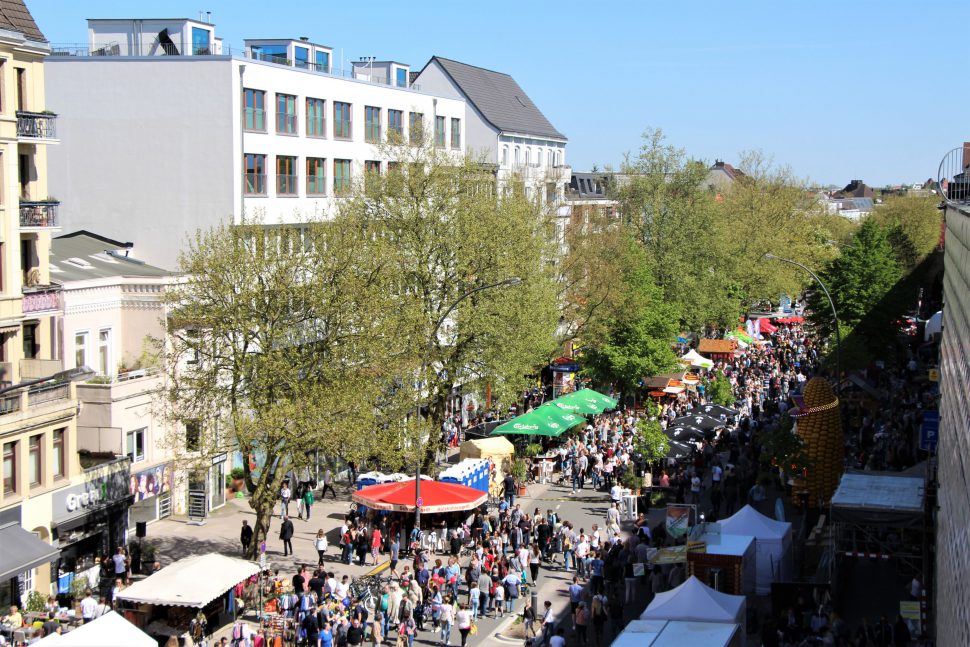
[
  {"x1": 129, "y1": 463, "x2": 172, "y2": 502},
  {"x1": 666, "y1": 503, "x2": 694, "y2": 538}
]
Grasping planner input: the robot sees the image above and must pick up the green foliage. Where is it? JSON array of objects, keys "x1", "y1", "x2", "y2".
[
  {"x1": 633, "y1": 417, "x2": 669, "y2": 466},
  {"x1": 230, "y1": 467, "x2": 245, "y2": 480},
  {"x1": 808, "y1": 219, "x2": 903, "y2": 358},
  {"x1": 511, "y1": 457, "x2": 528, "y2": 485},
  {"x1": 580, "y1": 236, "x2": 679, "y2": 393},
  {"x1": 524, "y1": 443, "x2": 543, "y2": 458},
  {"x1": 867, "y1": 195, "x2": 942, "y2": 271},
  {"x1": 758, "y1": 412, "x2": 811, "y2": 476},
  {"x1": 703, "y1": 370, "x2": 736, "y2": 407},
  {"x1": 23, "y1": 590, "x2": 45, "y2": 613}
]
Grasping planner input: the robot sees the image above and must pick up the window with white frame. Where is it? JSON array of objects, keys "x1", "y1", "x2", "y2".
[
  {"x1": 537, "y1": 149, "x2": 544, "y2": 166},
  {"x1": 525, "y1": 149, "x2": 531, "y2": 166},
  {"x1": 502, "y1": 147, "x2": 508, "y2": 166},
  {"x1": 126, "y1": 428, "x2": 145, "y2": 464},
  {"x1": 98, "y1": 329, "x2": 110, "y2": 375},
  {"x1": 74, "y1": 332, "x2": 88, "y2": 369}
]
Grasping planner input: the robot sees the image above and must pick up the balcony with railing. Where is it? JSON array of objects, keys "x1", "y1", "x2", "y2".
[
  {"x1": 939, "y1": 145, "x2": 970, "y2": 206},
  {"x1": 16, "y1": 111, "x2": 58, "y2": 142},
  {"x1": 0, "y1": 381, "x2": 75, "y2": 423},
  {"x1": 19, "y1": 200, "x2": 60, "y2": 229},
  {"x1": 22, "y1": 286, "x2": 62, "y2": 316}
]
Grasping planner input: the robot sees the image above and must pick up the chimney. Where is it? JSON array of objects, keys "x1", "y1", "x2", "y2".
[
  {"x1": 299, "y1": 36, "x2": 309, "y2": 42},
  {"x1": 962, "y1": 141, "x2": 970, "y2": 170}
]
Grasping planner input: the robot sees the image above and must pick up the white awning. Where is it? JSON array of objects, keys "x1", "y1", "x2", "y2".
[
  {"x1": 117, "y1": 553, "x2": 259, "y2": 608},
  {"x1": 33, "y1": 611, "x2": 154, "y2": 647}
]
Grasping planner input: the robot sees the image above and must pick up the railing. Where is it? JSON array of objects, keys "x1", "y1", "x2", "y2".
[
  {"x1": 244, "y1": 173, "x2": 266, "y2": 196},
  {"x1": 22, "y1": 288, "x2": 61, "y2": 314},
  {"x1": 0, "y1": 393, "x2": 20, "y2": 416},
  {"x1": 306, "y1": 177, "x2": 327, "y2": 196},
  {"x1": 27, "y1": 382, "x2": 70, "y2": 407},
  {"x1": 16, "y1": 111, "x2": 57, "y2": 140},
  {"x1": 938, "y1": 146, "x2": 970, "y2": 205},
  {"x1": 276, "y1": 174, "x2": 298, "y2": 196},
  {"x1": 276, "y1": 113, "x2": 297, "y2": 135},
  {"x1": 19, "y1": 200, "x2": 59, "y2": 228}
]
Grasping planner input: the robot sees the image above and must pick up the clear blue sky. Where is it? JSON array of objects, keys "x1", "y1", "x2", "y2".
[{"x1": 29, "y1": 0, "x2": 969, "y2": 186}]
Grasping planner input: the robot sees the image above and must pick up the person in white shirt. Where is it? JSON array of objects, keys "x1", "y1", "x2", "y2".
[{"x1": 79, "y1": 592, "x2": 97, "y2": 623}]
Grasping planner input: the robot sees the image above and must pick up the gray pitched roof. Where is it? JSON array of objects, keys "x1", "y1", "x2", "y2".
[
  {"x1": 0, "y1": 0, "x2": 46, "y2": 43},
  {"x1": 51, "y1": 231, "x2": 171, "y2": 282},
  {"x1": 427, "y1": 56, "x2": 565, "y2": 141}
]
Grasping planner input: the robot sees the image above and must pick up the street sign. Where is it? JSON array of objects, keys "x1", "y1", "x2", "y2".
[{"x1": 920, "y1": 411, "x2": 939, "y2": 452}]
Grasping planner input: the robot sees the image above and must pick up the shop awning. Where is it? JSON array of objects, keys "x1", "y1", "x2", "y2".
[
  {"x1": 116, "y1": 553, "x2": 259, "y2": 608},
  {"x1": 351, "y1": 479, "x2": 486, "y2": 513},
  {"x1": 33, "y1": 611, "x2": 155, "y2": 647},
  {"x1": 0, "y1": 523, "x2": 59, "y2": 582}
]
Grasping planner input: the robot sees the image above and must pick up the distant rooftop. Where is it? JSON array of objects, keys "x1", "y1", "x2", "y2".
[{"x1": 51, "y1": 231, "x2": 171, "y2": 282}]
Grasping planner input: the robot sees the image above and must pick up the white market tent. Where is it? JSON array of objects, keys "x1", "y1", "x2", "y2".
[
  {"x1": 924, "y1": 310, "x2": 942, "y2": 341},
  {"x1": 117, "y1": 553, "x2": 259, "y2": 608},
  {"x1": 612, "y1": 619, "x2": 741, "y2": 647},
  {"x1": 719, "y1": 504, "x2": 793, "y2": 594},
  {"x1": 641, "y1": 576, "x2": 746, "y2": 636},
  {"x1": 694, "y1": 532, "x2": 757, "y2": 595},
  {"x1": 33, "y1": 611, "x2": 154, "y2": 647},
  {"x1": 681, "y1": 349, "x2": 714, "y2": 369}
]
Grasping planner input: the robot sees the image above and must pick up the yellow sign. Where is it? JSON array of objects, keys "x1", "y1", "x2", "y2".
[{"x1": 928, "y1": 368, "x2": 939, "y2": 382}]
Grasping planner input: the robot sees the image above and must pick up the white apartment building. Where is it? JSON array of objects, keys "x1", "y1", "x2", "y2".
[
  {"x1": 414, "y1": 57, "x2": 571, "y2": 206},
  {"x1": 45, "y1": 18, "x2": 467, "y2": 269}
]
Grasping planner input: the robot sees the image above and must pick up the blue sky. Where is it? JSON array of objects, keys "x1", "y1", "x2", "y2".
[{"x1": 30, "y1": 0, "x2": 969, "y2": 186}]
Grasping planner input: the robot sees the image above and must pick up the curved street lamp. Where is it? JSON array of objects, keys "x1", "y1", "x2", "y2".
[
  {"x1": 415, "y1": 277, "x2": 523, "y2": 531},
  {"x1": 764, "y1": 254, "x2": 841, "y2": 387}
]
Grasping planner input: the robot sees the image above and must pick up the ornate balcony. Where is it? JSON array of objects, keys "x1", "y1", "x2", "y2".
[
  {"x1": 19, "y1": 200, "x2": 60, "y2": 229},
  {"x1": 22, "y1": 286, "x2": 62, "y2": 316},
  {"x1": 16, "y1": 111, "x2": 58, "y2": 142}
]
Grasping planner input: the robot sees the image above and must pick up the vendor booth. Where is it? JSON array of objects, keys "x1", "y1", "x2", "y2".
[
  {"x1": 697, "y1": 339, "x2": 737, "y2": 362},
  {"x1": 687, "y1": 532, "x2": 757, "y2": 595},
  {"x1": 680, "y1": 349, "x2": 714, "y2": 369},
  {"x1": 460, "y1": 437, "x2": 514, "y2": 498},
  {"x1": 641, "y1": 576, "x2": 746, "y2": 636},
  {"x1": 719, "y1": 505, "x2": 793, "y2": 594},
  {"x1": 116, "y1": 553, "x2": 259, "y2": 638},
  {"x1": 34, "y1": 611, "x2": 154, "y2": 647},
  {"x1": 612, "y1": 619, "x2": 742, "y2": 647}
]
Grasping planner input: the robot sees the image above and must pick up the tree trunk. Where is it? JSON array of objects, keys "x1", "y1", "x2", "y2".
[{"x1": 247, "y1": 494, "x2": 274, "y2": 560}]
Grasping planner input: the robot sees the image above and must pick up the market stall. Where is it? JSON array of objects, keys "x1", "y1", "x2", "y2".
[
  {"x1": 687, "y1": 532, "x2": 757, "y2": 595},
  {"x1": 116, "y1": 553, "x2": 259, "y2": 639},
  {"x1": 351, "y1": 479, "x2": 487, "y2": 513},
  {"x1": 719, "y1": 505, "x2": 793, "y2": 594},
  {"x1": 33, "y1": 611, "x2": 154, "y2": 647},
  {"x1": 641, "y1": 576, "x2": 746, "y2": 636},
  {"x1": 680, "y1": 349, "x2": 714, "y2": 369}
]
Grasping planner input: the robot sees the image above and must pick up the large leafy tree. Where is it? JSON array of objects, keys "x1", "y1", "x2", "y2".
[
  {"x1": 808, "y1": 219, "x2": 903, "y2": 361},
  {"x1": 612, "y1": 129, "x2": 735, "y2": 330},
  {"x1": 160, "y1": 221, "x2": 403, "y2": 556},
  {"x1": 867, "y1": 194, "x2": 942, "y2": 272},
  {"x1": 337, "y1": 143, "x2": 561, "y2": 471}
]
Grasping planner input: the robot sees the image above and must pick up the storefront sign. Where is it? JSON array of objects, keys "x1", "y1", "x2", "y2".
[
  {"x1": 129, "y1": 463, "x2": 172, "y2": 502},
  {"x1": 211, "y1": 453, "x2": 228, "y2": 466},
  {"x1": 52, "y1": 468, "x2": 131, "y2": 524}
]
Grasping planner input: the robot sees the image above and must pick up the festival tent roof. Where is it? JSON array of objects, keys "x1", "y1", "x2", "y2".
[
  {"x1": 924, "y1": 310, "x2": 942, "y2": 341},
  {"x1": 665, "y1": 425, "x2": 706, "y2": 442},
  {"x1": 689, "y1": 404, "x2": 739, "y2": 419},
  {"x1": 117, "y1": 554, "x2": 259, "y2": 608},
  {"x1": 351, "y1": 479, "x2": 487, "y2": 513},
  {"x1": 719, "y1": 505, "x2": 793, "y2": 594},
  {"x1": 460, "y1": 436, "x2": 514, "y2": 460},
  {"x1": 643, "y1": 372, "x2": 686, "y2": 391},
  {"x1": 680, "y1": 349, "x2": 714, "y2": 369},
  {"x1": 33, "y1": 612, "x2": 155, "y2": 647},
  {"x1": 641, "y1": 576, "x2": 746, "y2": 632},
  {"x1": 612, "y1": 620, "x2": 741, "y2": 647},
  {"x1": 549, "y1": 388, "x2": 617, "y2": 413},
  {"x1": 492, "y1": 406, "x2": 584, "y2": 437},
  {"x1": 666, "y1": 439, "x2": 694, "y2": 460},
  {"x1": 830, "y1": 471, "x2": 925, "y2": 528},
  {"x1": 670, "y1": 414, "x2": 725, "y2": 432},
  {"x1": 698, "y1": 339, "x2": 739, "y2": 354}
]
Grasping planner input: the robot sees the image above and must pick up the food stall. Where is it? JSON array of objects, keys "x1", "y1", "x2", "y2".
[{"x1": 686, "y1": 532, "x2": 757, "y2": 595}]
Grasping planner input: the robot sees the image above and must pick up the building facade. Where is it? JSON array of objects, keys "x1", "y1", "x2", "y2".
[{"x1": 46, "y1": 19, "x2": 466, "y2": 270}]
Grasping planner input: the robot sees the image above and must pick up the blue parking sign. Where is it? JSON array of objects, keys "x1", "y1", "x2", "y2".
[{"x1": 920, "y1": 411, "x2": 939, "y2": 452}]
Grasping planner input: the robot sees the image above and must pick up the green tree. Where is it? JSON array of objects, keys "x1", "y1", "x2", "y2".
[
  {"x1": 633, "y1": 417, "x2": 670, "y2": 467},
  {"x1": 160, "y1": 221, "x2": 402, "y2": 557},
  {"x1": 581, "y1": 238, "x2": 679, "y2": 396},
  {"x1": 338, "y1": 142, "x2": 561, "y2": 471},
  {"x1": 703, "y1": 370, "x2": 736, "y2": 407},
  {"x1": 867, "y1": 195, "x2": 942, "y2": 271},
  {"x1": 612, "y1": 129, "x2": 735, "y2": 329},
  {"x1": 808, "y1": 219, "x2": 902, "y2": 359}
]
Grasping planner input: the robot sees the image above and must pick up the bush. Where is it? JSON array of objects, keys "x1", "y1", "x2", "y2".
[
  {"x1": 523, "y1": 443, "x2": 543, "y2": 458},
  {"x1": 23, "y1": 590, "x2": 46, "y2": 612},
  {"x1": 230, "y1": 467, "x2": 246, "y2": 480}
]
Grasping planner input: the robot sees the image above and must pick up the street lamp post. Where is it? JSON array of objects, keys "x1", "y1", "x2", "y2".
[
  {"x1": 414, "y1": 277, "x2": 522, "y2": 534},
  {"x1": 764, "y1": 254, "x2": 841, "y2": 387}
]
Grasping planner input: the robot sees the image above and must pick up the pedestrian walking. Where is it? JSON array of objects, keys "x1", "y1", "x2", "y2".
[
  {"x1": 280, "y1": 482, "x2": 291, "y2": 519},
  {"x1": 321, "y1": 468, "x2": 337, "y2": 499},
  {"x1": 302, "y1": 486, "x2": 315, "y2": 520},
  {"x1": 314, "y1": 529, "x2": 328, "y2": 565},
  {"x1": 240, "y1": 520, "x2": 253, "y2": 556},
  {"x1": 280, "y1": 515, "x2": 294, "y2": 556}
]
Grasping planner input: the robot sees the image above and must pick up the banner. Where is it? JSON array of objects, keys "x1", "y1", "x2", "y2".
[
  {"x1": 129, "y1": 463, "x2": 173, "y2": 502},
  {"x1": 666, "y1": 503, "x2": 694, "y2": 539}
]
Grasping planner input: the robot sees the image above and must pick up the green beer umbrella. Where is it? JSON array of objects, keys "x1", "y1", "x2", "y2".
[
  {"x1": 492, "y1": 406, "x2": 586, "y2": 437},
  {"x1": 549, "y1": 388, "x2": 618, "y2": 414}
]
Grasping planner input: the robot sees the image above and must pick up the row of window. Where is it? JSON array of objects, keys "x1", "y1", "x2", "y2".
[
  {"x1": 244, "y1": 154, "x2": 397, "y2": 196},
  {"x1": 2, "y1": 428, "x2": 67, "y2": 496},
  {"x1": 501, "y1": 144, "x2": 563, "y2": 169},
  {"x1": 243, "y1": 89, "x2": 462, "y2": 148},
  {"x1": 74, "y1": 329, "x2": 111, "y2": 375}
]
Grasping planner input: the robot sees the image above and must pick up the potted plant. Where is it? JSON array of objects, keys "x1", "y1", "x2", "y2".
[
  {"x1": 230, "y1": 467, "x2": 246, "y2": 492},
  {"x1": 140, "y1": 543, "x2": 157, "y2": 574},
  {"x1": 620, "y1": 468, "x2": 640, "y2": 495},
  {"x1": 511, "y1": 458, "x2": 528, "y2": 496},
  {"x1": 524, "y1": 443, "x2": 543, "y2": 458}
]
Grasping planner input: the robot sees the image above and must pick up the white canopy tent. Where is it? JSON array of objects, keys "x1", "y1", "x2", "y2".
[
  {"x1": 117, "y1": 553, "x2": 259, "y2": 608},
  {"x1": 924, "y1": 310, "x2": 942, "y2": 341},
  {"x1": 612, "y1": 619, "x2": 741, "y2": 647},
  {"x1": 33, "y1": 611, "x2": 154, "y2": 647},
  {"x1": 719, "y1": 504, "x2": 793, "y2": 594},
  {"x1": 641, "y1": 576, "x2": 746, "y2": 636},
  {"x1": 680, "y1": 349, "x2": 714, "y2": 369}
]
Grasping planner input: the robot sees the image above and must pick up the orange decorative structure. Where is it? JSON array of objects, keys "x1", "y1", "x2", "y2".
[{"x1": 795, "y1": 377, "x2": 843, "y2": 507}]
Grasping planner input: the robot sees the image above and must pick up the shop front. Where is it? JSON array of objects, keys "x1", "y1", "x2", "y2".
[
  {"x1": 0, "y1": 505, "x2": 59, "y2": 609},
  {"x1": 51, "y1": 460, "x2": 132, "y2": 598},
  {"x1": 128, "y1": 462, "x2": 174, "y2": 528}
]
